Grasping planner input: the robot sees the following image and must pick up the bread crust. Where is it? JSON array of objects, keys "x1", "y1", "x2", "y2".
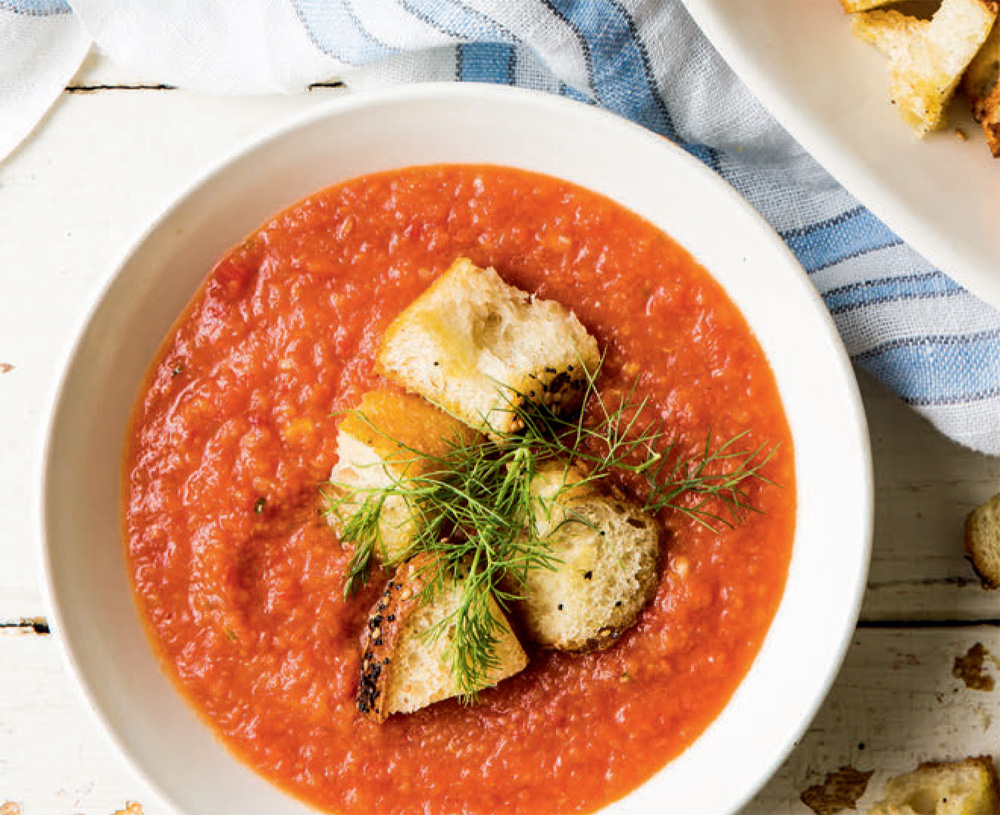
[
  {"x1": 357, "y1": 554, "x2": 528, "y2": 721},
  {"x1": 376, "y1": 258, "x2": 600, "y2": 437},
  {"x1": 328, "y1": 389, "x2": 479, "y2": 563},
  {"x1": 963, "y1": 20, "x2": 1000, "y2": 156},
  {"x1": 839, "y1": 0, "x2": 895, "y2": 11},
  {"x1": 356, "y1": 564, "x2": 424, "y2": 721},
  {"x1": 338, "y1": 388, "x2": 478, "y2": 465},
  {"x1": 869, "y1": 755, "x2": 1000, "y2": 815},
  {"x1": 512, "y1": 463, "x2": 661, "y2": 652},
  {"x1": 851, "y1": 0, "x2": 999, "y2": 135},
  {"x1": 964, "y1": 493, "x2": 1000, "y2": 589}
]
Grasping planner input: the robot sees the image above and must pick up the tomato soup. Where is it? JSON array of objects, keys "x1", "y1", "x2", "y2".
[{"x1": 124, "y1": 165, "x2": 795, "y2": 814}]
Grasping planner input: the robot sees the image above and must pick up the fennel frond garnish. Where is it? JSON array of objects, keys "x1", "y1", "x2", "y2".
[{"x1": 325, "y1": 363, "x2": 779, "y2": 702}]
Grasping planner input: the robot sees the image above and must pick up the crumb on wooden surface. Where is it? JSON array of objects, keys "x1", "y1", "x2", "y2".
[
  {"x1": 0, "y1": 363, "x2": 13, "y2": 373},
  {"x1": 953, "y1": 642, "x2": 999, "y2": 692},
  {"x1": 956, "y1": 127, "x2": 969, "y2": 141},
  {"x1": 800, "y1": 766, "x2": 874, "y2": 814},
  {"x1": 1, "y1": 803, "x2": 22, "y2": 815}
]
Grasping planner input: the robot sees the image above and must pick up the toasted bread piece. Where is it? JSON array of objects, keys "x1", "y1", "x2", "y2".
[
  {"x1": 840, "y1": 0, "x2": 896, "y2": 12},
  {"x1": 852, "y1": 0, "x2": 999, "y2": 134},
  {"x1": 964, "y1": 493, "x2": 1000, "y2": 589},
  {"x1": 376, "y1": 258, "x2": 600, "y2": 437},
  {"x1": 328, "y1": 389, "x2": 479, "y2": 563},
  {"x1": 963, "y1": 20, "x2": 1000, "y2": 155},
  {"x1": 357, "y1": 554, "x2": 528, "y2": 721},
  {"x1": 512, "y1": 462, "x2": 660, "y2": 651},
  {"x1": 868, "y1": 756, "x2": 1000, "y2": 815}
]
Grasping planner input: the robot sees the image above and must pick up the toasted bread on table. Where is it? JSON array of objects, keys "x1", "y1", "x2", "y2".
[
  {"x1": 963, "y1": 20, "x2": 1000, "y2": 155},
  {"x1": 965, "y1": 492, "x2": 1000, "y2": 589},
  {"x1": 328, "y1": 389, "x2": 479, "y2": 563},
  {"x1": 376, "y1": 258, "x2": 600, "y2": 437},
  {"x1": 868, "y1": 755, "x2": 1000, "y2": 815},
  {"x1": 357, "y1": 553, "x2": 528, "y2": 721},
  {"x1": 512, "y1": 462, "x2": 660, "y2": 652},
  {"x1": 851, "y1": 0, "x2": 999, "y2": 134}
]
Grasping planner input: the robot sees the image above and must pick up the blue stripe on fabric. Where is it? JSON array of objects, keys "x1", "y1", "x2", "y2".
[
  {"x1": 853, "y1": 328, "x2": 1000, "y2": 405},
  {"x1": 781, "y1": 205, "x2": 865, "y2": 239},
  {"x1": 0, "y1": 0, "x2": 70, "y2": 14},
  {"x1": 906, "y1": 385, "x2": 1000, "y2": 408},
  {"x1": 399, "y1": 0, "x2": 514, "y2": 43},
  {"x1": 458, "y1": 42, "x2": 516, "y2": 84},
  {"x1": 539, "y1": 0, "x2": 600, "y2": 103},
  {"x1": 543, "y1": 0, "x2": 676, "y2": 139},
  {"x1": 781, "y1": 205, "x2": 900, "y2": 273},
  {"x1": 808, "y1": 239, "x2": 905, "y2": 275},
  {"x1": 291, "y1": 0, "x2": 399, "y2": 65},
  {"x1": 824, "y1": 271, "x2": 964, "y2": 315},
  {"x1": 682, "y1": 143, "x2": 715, "y2": 166},
  {"x1": 559, "y1": 82, "x2": 594, "y2": 104},
  {"x1": 705, "y1": 145, "x2": 722, "y2": 173}
]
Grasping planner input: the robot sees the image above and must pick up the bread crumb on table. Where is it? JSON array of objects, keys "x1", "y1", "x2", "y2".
[
  {"x1": 800, "y1": 765, "x2": 874, "y2": 815},
  {"x1": 953, "y1": 642, "x2": 999, "y2": 692}
]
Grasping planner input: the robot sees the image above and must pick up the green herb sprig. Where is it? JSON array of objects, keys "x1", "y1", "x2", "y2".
[{"x1": 325, "y1": 362, "x2": 778, "y2": 702}]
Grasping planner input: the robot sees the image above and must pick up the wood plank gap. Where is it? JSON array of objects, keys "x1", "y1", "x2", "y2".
[
  {"x1": 65, "y1": 84, "x2": 176, "y2": 94},
  {"x1": 857, "y1": 618, "x2": 999, "y2": 629},
  {"x1": 867, "y1": 577, "x2": 974, "y2": 588},
  {"x1": 0, "y1": 617, "x2": 50, "y2": 635}
]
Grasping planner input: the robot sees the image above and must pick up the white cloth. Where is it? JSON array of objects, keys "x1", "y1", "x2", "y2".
[{"x1": 0, "y1": 2, "x2": 89, "y2": 159}]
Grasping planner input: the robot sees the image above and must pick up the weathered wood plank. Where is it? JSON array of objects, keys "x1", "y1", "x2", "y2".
[
  {"x1": 0, "y1": 633, "x2": 166, "y2": 815},
  {"x1": 68, "y1": 49, "x2": 159, "y2": 89},
  {"x1": 0, "y1": 626, "x2": 996, "y2": 814},
  {"x1": 67, "y1": 49, "x2": 343, "y2": 92},
  {"x1": 745, "y1": 625, "x2": 1000, "y2": 814},
  {"x1": 859, "y1": 374, "x2": 1000, "y2": 622}
]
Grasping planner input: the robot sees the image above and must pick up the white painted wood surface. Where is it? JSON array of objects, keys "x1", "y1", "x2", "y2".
[{"x1": 1, "y1": 50, "x2": 997, "y2": 815}]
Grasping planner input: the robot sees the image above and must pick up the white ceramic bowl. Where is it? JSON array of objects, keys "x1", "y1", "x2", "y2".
[{"x1": 40, "y1": 84, "x2": 873, "y2": 815}]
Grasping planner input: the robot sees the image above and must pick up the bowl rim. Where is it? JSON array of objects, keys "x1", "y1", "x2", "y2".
[{"x1": 36, "y1": 81, "x2": 874, "y2": 815}]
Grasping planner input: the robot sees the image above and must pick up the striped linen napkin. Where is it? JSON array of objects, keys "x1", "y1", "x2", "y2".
[{"x1": 4, "y1": 0, "x2": 999, "y2": 455}]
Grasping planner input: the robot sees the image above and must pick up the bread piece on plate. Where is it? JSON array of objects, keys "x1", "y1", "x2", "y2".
[
  {"x1": 852, "y1": 0, "x2": 999, "y2": 134},
  {"x1": 513, "y1": 462, "x2": 660, "y2": 652},
  {"x1": 965, "y1": 493, "x2": 1000, "y2": 589},
  {"x1": 357, "y1": 554, "x2": 528, "y2": 721},
  {"x1": 963, "y1": 20, "x2": 1000, "y2": 156},
  {"x1": 840, "y1": 0, "x2": 896, "y2": 12},
  {"x1": 868, "y1": 755, "x2": 1000, "y2": 815},
  {"x1": 376, "y1": 258, "x2": 600, "y2": 437},
  {"x1": 328, "y1": 389, "x2": 479, "y2": 564}
]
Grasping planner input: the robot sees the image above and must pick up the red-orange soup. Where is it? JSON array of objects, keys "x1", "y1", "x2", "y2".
[{"x1": 124, "y1": 164, "x2": 795, "y2": 815}]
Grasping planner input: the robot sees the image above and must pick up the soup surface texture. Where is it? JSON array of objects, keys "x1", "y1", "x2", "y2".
[{"x1": 124, "y1": 164, "x2": 796, "y2": 815}]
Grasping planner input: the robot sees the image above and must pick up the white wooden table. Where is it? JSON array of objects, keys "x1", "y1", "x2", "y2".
[{"x1": 1, "y1": 52, "x2": 998, "y2": 815}]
